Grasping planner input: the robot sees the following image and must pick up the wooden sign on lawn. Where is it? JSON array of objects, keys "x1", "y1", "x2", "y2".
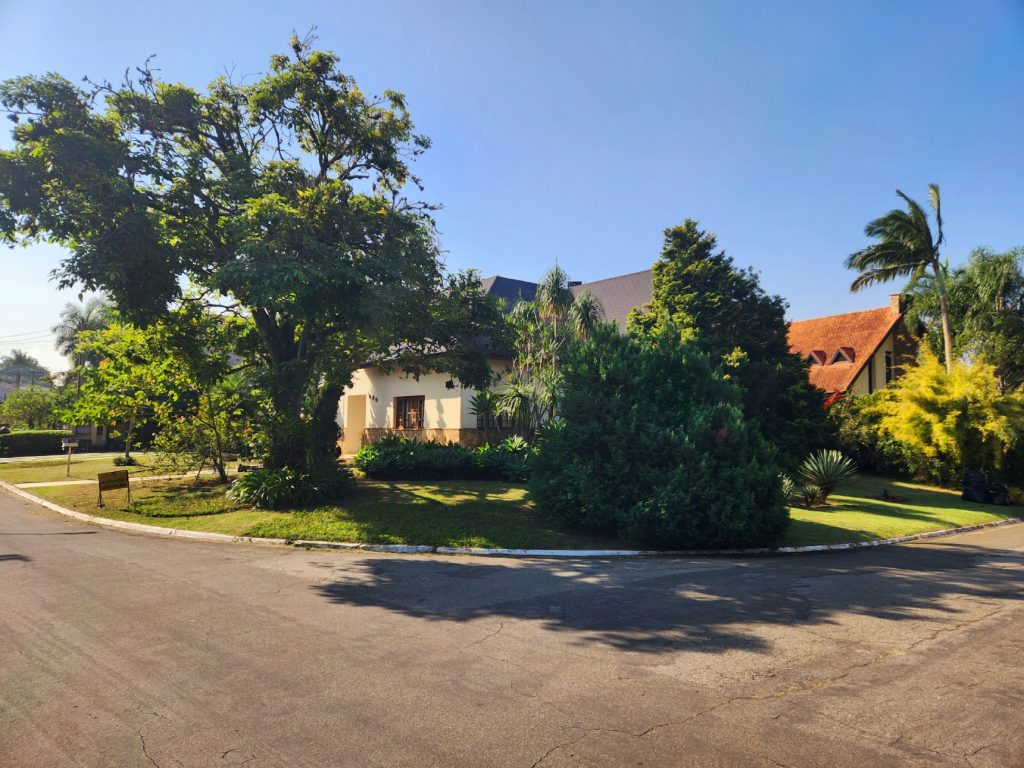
[{"x1": 97, "y1": 470, "x2": 132, "y2": 508}]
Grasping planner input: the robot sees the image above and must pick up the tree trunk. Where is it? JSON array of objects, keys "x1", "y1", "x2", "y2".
[
  {"x1": 933, "y1": 262, "x2": 956, "y2": 374},
  {"x1": 206, "y1": 395, "x2": 229, "y2": 484},
  {"x1": 123, "y1": 416, "x2": 134, "y2": 461},
  {"x1": 310, "y1": 382, "x2": 343, "y2": 468}
]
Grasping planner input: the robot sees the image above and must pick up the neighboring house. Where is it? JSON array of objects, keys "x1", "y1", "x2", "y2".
[
  {"x1": 336, "y1": 270, "x2": 654, "y2": 453},
  {"x1": 68, "y1": 424, "x2": 108, "y2": 450},
  {"x1": 336, "y1": 272, "x2": 913, "y2": 452},
  {"x1": 787, "y1": 295, "x2": 916, "y2": 397}
]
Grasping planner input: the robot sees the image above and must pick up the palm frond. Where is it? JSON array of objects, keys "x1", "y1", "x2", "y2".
[
  {"x1": 567, "y1": 290, "x2": 604, "y2": 340},
  {"x1": 928, "y1": 183, "x2": 943, "y2": 246}
]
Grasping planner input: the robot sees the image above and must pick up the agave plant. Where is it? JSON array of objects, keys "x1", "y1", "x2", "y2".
[{"x1": 797, "y1": 449, "x2": 858, "y2": 504}]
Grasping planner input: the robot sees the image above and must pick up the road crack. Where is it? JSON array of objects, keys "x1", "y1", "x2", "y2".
[
  {"x1": 464, "y1": 621, "x2": 505, "y2": 648},
  {"x1": 137, "y1": 728, "x2": 159, "y2": 768},
  {"x1": 530, "y1": 737, "x2": 583, "y2": 767}
]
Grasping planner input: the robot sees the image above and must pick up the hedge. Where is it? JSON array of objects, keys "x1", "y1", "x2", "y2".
[
  {"x1": 0, "y1": 430, "x2": 74, "y2": 457},
  {"x1": 352, "y1": 434, "x2": 536, "y2": 482}
]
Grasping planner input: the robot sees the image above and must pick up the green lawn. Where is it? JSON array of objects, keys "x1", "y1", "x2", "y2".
[
  {"x1": 31, "y1": 478, "x2": 619, "y2": 549},
  {"x1": 0, "y1": 453, "x2": 162, "y2": 484},
  {"x1": 785, "y1": 475, "x2": 1021, "y2": 546},
  {"x1": 13, "y1": 465, "x2": 1022, "y2": 550}
]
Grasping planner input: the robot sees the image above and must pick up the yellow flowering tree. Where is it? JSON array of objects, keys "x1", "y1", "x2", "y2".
[{"x1": 872, "y1": 351, "x2": 1024, "y2": 480}]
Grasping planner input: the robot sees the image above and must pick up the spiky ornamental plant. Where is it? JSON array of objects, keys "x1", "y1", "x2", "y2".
[
  {"x1": 847, "y1": 185, "x2": 955, "y2": 373},
  {"x1": 797, "y1": 449, "x2": 858, "y2": 504}
]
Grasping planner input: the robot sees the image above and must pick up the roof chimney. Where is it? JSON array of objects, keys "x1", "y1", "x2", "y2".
[{"x1": 889, "y1": 294, "x2": 904, "y2": 315}]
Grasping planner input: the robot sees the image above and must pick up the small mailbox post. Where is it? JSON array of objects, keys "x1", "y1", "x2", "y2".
[
  {"x1": 61, "y1": 438, "x2": 79, "y2": 478},
  {"x1": 97, "y1": 470, "x2": 132, "y2": 508}
]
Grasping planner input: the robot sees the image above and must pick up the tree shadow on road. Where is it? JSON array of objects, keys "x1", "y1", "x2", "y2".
[{"x1": 312, "y1": 541, "x2": 1024, "y2": 655}]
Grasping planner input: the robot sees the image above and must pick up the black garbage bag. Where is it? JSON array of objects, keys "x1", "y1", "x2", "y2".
[
  {"x1": 962, "y1": 469, "x2": 991, "y2": 504},
  {"x1": 988, "y1": 482, "x2": 1010, "y2": 507}
]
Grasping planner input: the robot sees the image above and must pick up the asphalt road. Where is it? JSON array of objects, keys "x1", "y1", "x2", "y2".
[{"x1": 1, "y1": 491, "x2": 1023, "y2": 767}]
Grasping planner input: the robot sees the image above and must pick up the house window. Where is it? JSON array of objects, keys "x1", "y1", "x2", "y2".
[
  {"x1": 394, "y1": 396, "x2": 425, "y2": 430},
  {"x1": 867, "y1": 358, "x2": 875, "y2": 393},
  {"x1": 885, "y1": 351, "x2": 894, "y2": 384},
  {"x1": 476, "y1": 412, "x2": 507, "y2": 429}
]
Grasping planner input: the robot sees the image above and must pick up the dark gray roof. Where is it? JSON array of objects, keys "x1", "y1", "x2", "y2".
[
  {"x1": 482, "y1": 269, "x2": 653, "y2": 329},
  {"x1": 572, "y1": 269, "x2": 653, "y2": 330},
  {"x1": 481, "y1": 275, "x2": 538, "y2": 309}
]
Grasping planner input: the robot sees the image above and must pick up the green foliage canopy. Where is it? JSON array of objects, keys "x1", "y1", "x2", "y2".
[
  {"x1": 0, "y1": 36, "x2": 503, "y2": 472},
  {"x1": 904, "y1": 246, "x2": 1024, "y2": 392},
  {"x1": 870, "y1": 351, "x2": 1024, "y2": 480},
  {"x1": 530, "y1": 324, "x2": 788, "y2": 549},
  {"x1": 628, "y1": 219, "x2": 831, "y2": 469},
  {"x1": 0, "y1": 387, "x2": 63, "y2": 430}
]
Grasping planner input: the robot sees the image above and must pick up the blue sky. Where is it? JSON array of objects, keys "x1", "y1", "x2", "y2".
[{"x1": 1, "y1": 0, "x2": 1022, "y2": 370}]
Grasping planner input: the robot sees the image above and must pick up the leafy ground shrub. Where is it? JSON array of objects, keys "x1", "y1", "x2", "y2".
[
  {"x1": 0, "y1": 430, "x2": 73, "y2": 457},
  {"x1": 796, "y1": 449, "x2": 858, "y2": 504},
  {"x1": 352, "y1": 434, "x2": 536, "y2": 482},
  {"x1": 829, "y1": 393, "x2": 918, "y2": 477},
  {"x1": 226, "y1": 464, "x2": 355, "y2": 509},
  {"x1": 113, "y1": 455, "x2": 137, "y2": 466},
  {"x1": 530, "y1": 325, "x2": 788, "y2": 549},
  {"x1": 833, "y1": 355, "x2": 1024, "y2": 488}
]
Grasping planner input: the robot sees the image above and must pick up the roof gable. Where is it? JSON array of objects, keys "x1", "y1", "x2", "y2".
[
  {"x1": 480, "y1": 275, "x2": 538, "y2": 309},
  {"x1": 481, "y1": 270, "x2": 654, "y2": 329},
  {"x1": 572, "y1": 269, "x2": 653, "y2": 330},
  {"x1": 788, "y1": 306, "x2": 902, "y2": 393}
]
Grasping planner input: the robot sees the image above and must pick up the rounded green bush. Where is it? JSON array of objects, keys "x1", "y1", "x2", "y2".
[{"x1": 529, "y1": 325, "x2": 788, "y2": 549}]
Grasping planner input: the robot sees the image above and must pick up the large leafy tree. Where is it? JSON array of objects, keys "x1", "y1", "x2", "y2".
[
  {"x1": 629, "y1": 219, "x2": 831, "y2": 470},
  {"x1": 0, "y1": 387, "x2": 62, "y2": 429},
  {"x1": 0, "y1": 37, "x2": 501, "y2": 472},
  {"x1": 847, "y1": 185, "x2": 955, "y2": 373}
]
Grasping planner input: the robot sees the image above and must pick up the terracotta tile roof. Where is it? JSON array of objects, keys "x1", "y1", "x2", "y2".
[{"x1": 788, "y1": 306, "x2": 902, "y2": 393}]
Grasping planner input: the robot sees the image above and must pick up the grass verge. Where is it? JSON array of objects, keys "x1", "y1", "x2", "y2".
[
  {"x1": 0, "y1": 453, "x2": 161, "y2": 484},
  {"x1": 785, "y1": 475, "x2": 1021, "y2": 546},
  {"x1": 30, "y1": 478, "x2": 618, "y2": 549},
  {"x1": 13, "y1": 467, "x2": 1022, "y2": 550}
]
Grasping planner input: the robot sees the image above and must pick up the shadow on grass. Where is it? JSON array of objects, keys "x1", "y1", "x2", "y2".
[
  {"x1": 123, "y1": 481, "x2": 236, "y2": 518},
  {"x1": 313, "y1": 540, "x2": 1024, "y2": 655}
]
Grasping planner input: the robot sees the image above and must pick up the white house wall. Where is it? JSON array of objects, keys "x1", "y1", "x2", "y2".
[
  {"x1": 337, "y1": 357, "x2": 513, "y2": 450},
  {"x1": 849, "y1": 332, "x2": 897, "y2": 396},
  {"x1": 339, "y1": 368, "x2": 465, "y2": 431}
]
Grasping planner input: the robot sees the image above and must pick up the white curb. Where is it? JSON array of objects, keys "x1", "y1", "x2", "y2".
[{"x1": 2, "y1": 478, "x2": 1021, "y2": 558}]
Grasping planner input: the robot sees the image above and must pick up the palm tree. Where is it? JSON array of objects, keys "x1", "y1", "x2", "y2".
[
  {"x1": 536, "y1": 265, "x2": 574, "y2": 369},
  {"x1": 567, "y1": 290, "x2": 604, "y2": 340},
  {"x1": 0, "y1": 350, "x2": 48, "y2": 387},
  {"x1": 847, "y1": 184, "x2": 955, "y2": 372},
  {"x1": 51, "y1": 297, "x2": 111, "y2": 396}
]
